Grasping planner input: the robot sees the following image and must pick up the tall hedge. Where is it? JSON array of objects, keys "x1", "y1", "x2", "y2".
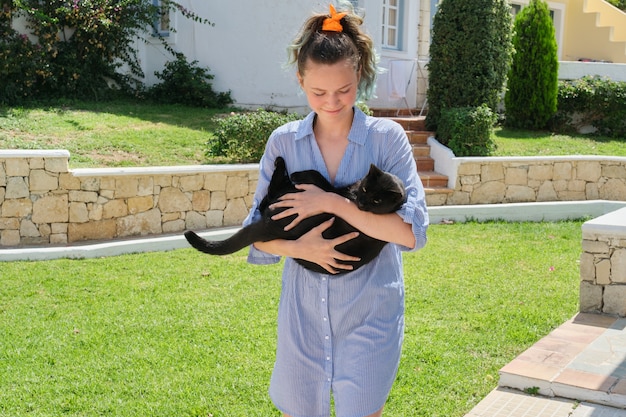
[
  {"x1": 504, "y1": 0, "x2": 559, "y2": 129},
  {"x1": 426, "y1": 0, "x2": 513, "y2": 131}
]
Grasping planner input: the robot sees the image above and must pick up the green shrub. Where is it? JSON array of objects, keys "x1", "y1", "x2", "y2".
[
  {"x1": 505, "y1": 0, "x2": 559, "y2": 129},
  {"x1": 426, "y1": 0, "x2": 513, "y2": 131},
  {"x1": 438, "y1": 105, "x2": 497, "y2": 156},
  {"x1": 2, "y1": 1, "x2": 213, "y2": 102},
  {"x1": 551, "y1": 76, "x2": 626, "y2": 138},
  {"x1": 207, "y1": 109, "x2": 302, "y2": 163},
  {"x1": 149, "y1": 53, "x2": 232, "y2": 108}
]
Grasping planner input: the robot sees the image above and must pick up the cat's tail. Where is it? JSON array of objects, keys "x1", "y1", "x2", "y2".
[{"x1": 184, "y1": 228, "x2": 256, "y2": 256}]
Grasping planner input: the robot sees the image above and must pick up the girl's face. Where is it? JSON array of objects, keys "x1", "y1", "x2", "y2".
[{"x1": 298, "y1": 58, "x2": 359, "y2": 123}]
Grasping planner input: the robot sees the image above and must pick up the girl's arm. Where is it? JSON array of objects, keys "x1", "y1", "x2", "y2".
[{"x1": 270, "y1": 184, "x2": 416, "y2": 249}]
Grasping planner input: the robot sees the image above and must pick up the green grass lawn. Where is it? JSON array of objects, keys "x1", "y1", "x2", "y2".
[
  {"x1": 0, "y1": 220, "x2": 583, "y2": 417},
  {"x1": 1, "y1": 100, "x2": 624, "y2": 169}
]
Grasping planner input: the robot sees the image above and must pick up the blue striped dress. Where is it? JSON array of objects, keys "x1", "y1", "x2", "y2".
[{"x1": 244, "y1": 108, "x2": 429, "y2": 417}]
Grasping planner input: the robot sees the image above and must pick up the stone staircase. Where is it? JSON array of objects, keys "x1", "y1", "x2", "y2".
[{"x1": 372, "y1": 109, "x2": 453, "y2": 205}]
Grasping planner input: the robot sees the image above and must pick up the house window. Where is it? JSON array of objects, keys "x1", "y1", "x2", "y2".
[
  {"x1": 152, "y1": 0, "x2": 170, "y2": 37},
  {"x1": 382, "y1": 0, "x2": 404, "y2": 50}
]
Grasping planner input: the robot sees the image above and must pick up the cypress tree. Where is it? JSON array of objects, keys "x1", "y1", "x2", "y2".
[
  {"x1": 504, "y1": 0, "x2": 559, "y2": 129},
  {"x1": 426, "y1": 0, "x2": 513, "y2": 131}
]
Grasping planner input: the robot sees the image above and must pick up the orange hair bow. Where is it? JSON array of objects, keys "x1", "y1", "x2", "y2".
[{"x1": 322, "y1": 4, "x2": 347, "y2": 32}]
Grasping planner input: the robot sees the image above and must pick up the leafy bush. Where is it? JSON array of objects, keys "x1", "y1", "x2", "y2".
[
  {"x1": 551, "y1": 76, "x2": 626, "y2": 138},
  {"x1": 505, "y1": 0, "x2": 559, "y2": 129},
  {"x1": 149, "y1": 53, "x2": 232, "y2": 108},
  {"x1": 438, "y1": 105, "x2": 497, "y2": 156},
  {"x1": 1, "y1": 1, "x2": 213, "y2": 103},
  {"x1": 426, "y1": 0, "x2": 513, "y2": 131},
  {"x1": 207, "y1": 110, "x2": 302, "y2": 163}
]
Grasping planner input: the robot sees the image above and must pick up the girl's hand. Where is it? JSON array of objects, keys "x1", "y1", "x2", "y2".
[
  {"x1": 270, "y1": 184, "x2": 342, "y2": 231},
  {"x1": 292, "y1": 218, "x2": 360, "y2": 274}
]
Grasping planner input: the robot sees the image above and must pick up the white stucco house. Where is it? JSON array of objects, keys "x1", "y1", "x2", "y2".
[{"x1": 139, "y1": 0, "x2": 432, "y2": 113}]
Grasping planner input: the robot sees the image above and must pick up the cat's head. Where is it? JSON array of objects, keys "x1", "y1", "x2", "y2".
[{"x1": 355, "y1": 164, "x2": 407, "y2": 214}]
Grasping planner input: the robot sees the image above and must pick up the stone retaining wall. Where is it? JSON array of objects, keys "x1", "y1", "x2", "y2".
[
  {"x1": 428, "y1": 153, "x2": 626, "y2": 207},
  {"x1": 0, "y1": 151, "x2": 257, "y2": 247},
  {"x1": 2, "y1": 150, "x2": 626, "y2": 247},
  {"x1": 579, "y1": 208, "x2": 626, "y2": 316}
]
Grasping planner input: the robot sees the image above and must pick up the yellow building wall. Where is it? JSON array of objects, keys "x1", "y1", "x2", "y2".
[{"x1": 553, "y1": 0, "x2": 626, "y2": 63}]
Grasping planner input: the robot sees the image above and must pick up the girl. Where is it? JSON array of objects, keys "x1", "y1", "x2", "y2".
[{"x1": 243, "y1": 4, "x2": 429, "y2": 417}]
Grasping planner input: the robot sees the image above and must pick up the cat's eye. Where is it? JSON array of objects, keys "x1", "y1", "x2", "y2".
[
  {"x1": 361, "y1": 186, "x2": 366, "y2": 192},
  {"x1": 374, "y1": 199, "x2": 381, "y2": 204}
]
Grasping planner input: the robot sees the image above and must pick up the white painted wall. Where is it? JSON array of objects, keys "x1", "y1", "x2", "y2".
[{"x1": 137, "y1": 0, "x2": 421, "y2": 112}]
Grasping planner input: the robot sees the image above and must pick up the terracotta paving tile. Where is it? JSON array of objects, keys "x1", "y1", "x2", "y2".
[
  {"x1": 554, "y1": 368, "x2": 617, "y2": 392},
  {"x1": 611, "y1": 379, "x2": 626, "y2": 396},
  {"x1": 571, "y1": 312, "x2": 619, "y2": 329},
  {"x1": 500, "y1": 359, "x2": 563, "y2": 381},
  {"x1": 532, "y1": 337, "x2": 588, "y2": 358},
  {"x1": 516, "y1": 346, "x2": 576, "y2": 368}
]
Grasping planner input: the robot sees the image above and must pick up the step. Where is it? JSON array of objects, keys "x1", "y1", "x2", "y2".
[
  {"x1": 406, "y1": 130, "x2": 433, "y2": 145},
  {"x1": 418, "y1": 171, "x2": 449, "y2": 188},
  {"x1": 415, "y1": 156, "x2": 435, "y2": 171},
  {"x1": 390, "y1": 116, "x2": 426, "y2": 131}
]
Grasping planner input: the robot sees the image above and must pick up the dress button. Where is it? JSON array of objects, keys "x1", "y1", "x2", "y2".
[
  {"x1": 321, "y1": 298, "x2": 326, "y2": 303},
  {"x1": 325, "y1": 335, "x2": 329, "y2": 340}
]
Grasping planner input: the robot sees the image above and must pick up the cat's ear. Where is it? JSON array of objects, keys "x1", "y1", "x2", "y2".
[{"x1": 368, "y1": 163, "x2": 383, "y2": 178}]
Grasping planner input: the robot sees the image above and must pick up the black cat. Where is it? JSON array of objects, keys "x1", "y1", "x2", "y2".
[{"x1": 184, "y1": 156, "x2": 406, "y2": 275}]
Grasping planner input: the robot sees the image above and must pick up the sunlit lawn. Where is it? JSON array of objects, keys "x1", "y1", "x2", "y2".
[{"x1": 0, "y1": 221, "x2": 583, "y2": 416}]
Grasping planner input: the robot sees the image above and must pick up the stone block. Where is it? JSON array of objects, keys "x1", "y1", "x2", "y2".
[
  {"x1": 29, "y1": 158, "x2": 44, "y2": 169},
  {"x1": 128, "y1": 196, "x2": 153, "y2": 214},
  {"x1": 158, "y1": 187, "x2": 192, "y2": 212},
  {"x1": 5, "y1": 159, "x2": 29, "y2": 176},
  {"x1": 179, "y1": 175, "x2": 204, "y2": 192},
  {"x1": 223, "y1": 197, "x2": 249, "y2": 226},
  {"x1": 210, "y1": 191, "x2": 227, "y2": 210},
  {"x1": 69, "y1": 202, "x2": 89, "y2": 223},
  {"x1": 528, "y1": 164, "x2": 553, "y2": 181},
  {"x1": 470, "y1": 181, "x2": 505, "y2": 204},
  {"x1": 115, "y1": 177, "x2": 139, "y2": 199},
  {"x1": 576, "y1": 161, "x2": 601, "y2": 182},
  {"x1": 1, "y1": 229, "x2": 20, "y2": 246},
  {"x1": 505, "y1": 167, "x2": 527, "y2": 185},
  {"x1": 44, "y1": 157, "x2": 68, "y2": 173},
  {"x1": 69, "y1": 190, "x2": 98, "y2": 203},
  {"x1": 460, "y1": 175, "x2": 480, "y2": 186},
  {"x1": 582, "y1": 239, "x2": 609, "y2": 254},
  {"x1": 206, "y1": 210, "x2": 224, "y2": 227},
  {"x1": 80, "y1": 177, "x2": 101, "y2": 192},
  {"x1": 1, "y1": 198, "x2": 32, "y2": 218},
  {"x1": 226, "y1": 175, "x2": 249, "y2": 199},
  {"x1": 32, "y1": 194, "x2": 69, "y2": 223},
  {"x1": 5, "y1": 177, "x2": 29, "y2": 199},
  {"x1": 29, "y1": 169, "x2": 58, "y2": 192},
  {"x1": 481, "y1": 164, "x2": 505, "y2": 182},
  {"x1": 103, "y1": 199, "x2": 128, "y2": 219},
  {"x1": 537, "y1": 181, "x2": 558, "y2": 201},
  {"x1": 596, "y1": 259, "x2": 611, "y2": 285},
  {"x1": 505, "y1": 185, "x2": 535, "y2": 203},
  {"x1": 163, "y1": 219, "x2": 186, "y2": 233},
  {"x1": 603, "y1": 164, "x2": 626, "y2": 179},
  {"x1": 137, "y1": 177, "x2": 154, "y2": 197},
  {"x1": 20, "y1": 220, "x2": 40, "y2": 237},
  {"x1": 599, "y1": 179, "x2": 626, "y2": 201},
  {"x1": 0, "y1": 217, "x2": 19, "y2": 230},
  {"x1": 185, "y1": 211, "x2": 208, "y2": 230},
  {"x1": 59, "y1": 173, "x2": 81, "y2": 190},
  {"x1": 204, "y1": 173, "x2": 227, "y2": 191},
  {"x1": 579, "y1": 281, "x2": 603, "y2": 313},
  {"x1": 117, "y1": 208, "x2": 162, "y2": 237},
  {"x1": 457, "y1": 163, "x2": 481, "y2": 175},
  {"x1": 603, "y1": 285, "x2": 626, "y2": 316},
  {"x1": 68, "y1": 220, "x2": 116, "y2": 242},
  {"x1": 580, "y1": 252, "x2": 595, "y2": 282},
  {"x1": 553, "y1": 162, "x2": 572, "y2": 181},
  {"x1": 612, "y1": 249, "x2": 626, "y2": 284},
  {"x1": 192, "y1": 190, "x2": 211, "y2": 212}
]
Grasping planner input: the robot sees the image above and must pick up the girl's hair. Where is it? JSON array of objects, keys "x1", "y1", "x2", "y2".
[{"x1": 287, "y1": 4, "x2": 378, "y2": 101}]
